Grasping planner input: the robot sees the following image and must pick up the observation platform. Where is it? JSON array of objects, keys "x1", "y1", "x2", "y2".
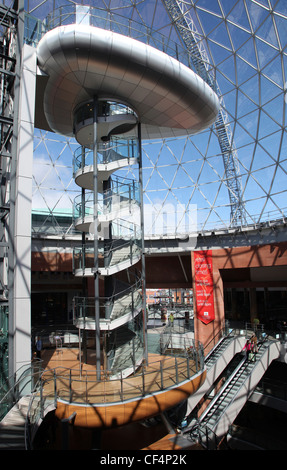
[{"x1": 36, "y1": 24, "x2": 219, "y2": 139}]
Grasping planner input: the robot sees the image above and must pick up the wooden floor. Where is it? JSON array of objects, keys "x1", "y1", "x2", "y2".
[
  {"x1": 41, "y1": 347, "x2": 99, "y2": 372},
  {"x1": 38, "y1": 347, "x2": 205, "y2": 450},
  {"x1": 40, "y1": 347, "x2": 201, "y2": 405}
]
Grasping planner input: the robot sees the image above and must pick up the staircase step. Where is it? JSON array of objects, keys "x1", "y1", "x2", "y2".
[{"x1": 0, "y1": 396, "x2": 31, "y2": 450}]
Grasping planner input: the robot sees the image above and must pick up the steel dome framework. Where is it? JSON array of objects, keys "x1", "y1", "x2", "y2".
[
  {"x1": 0, "y1": 0, "x2": 285, "y2": 408},
  {"x1": 25, "y1": 0, "x2": 287, "y2": 237},
  {"x1": 1, "y1": 0, "x2": 285, "y2": 238}
]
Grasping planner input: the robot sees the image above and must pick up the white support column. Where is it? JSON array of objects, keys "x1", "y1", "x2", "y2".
[{"x1": 13, "y1": 44, "x2": 36, "y2": 373}]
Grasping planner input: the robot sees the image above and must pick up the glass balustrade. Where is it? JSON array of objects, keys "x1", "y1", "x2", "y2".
[
  {"x1": 41, "y1": 5, "x2": 197, "y2": 72},
  {"x1": 73, "y1": 274, "x2": 142, "y2": 324},
  {"x1": 73, "y1": 138, "x2": 139, "y2": 175},
  {"x1": 73, "y1": 101, "x2": 137, "y2": 131},
  {"x1": 73, "y1": 176, "x2": 140, "y2": 222},
  {"x1": 73, "y1": 237, "x2": 142, "y2": 273}
]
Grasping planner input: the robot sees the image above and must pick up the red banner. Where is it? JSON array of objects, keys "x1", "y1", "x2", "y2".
[{"x1": 194, "y1": 250, "x2": 215, "y2": 324}]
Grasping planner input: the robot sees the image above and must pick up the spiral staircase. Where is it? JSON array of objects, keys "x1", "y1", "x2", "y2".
[{"x1": 71, "y1": 100, "x2": 145, "y2": 378}]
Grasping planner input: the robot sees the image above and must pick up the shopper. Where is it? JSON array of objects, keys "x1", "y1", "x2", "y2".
[
  {"x1": 243, "y1": 339, "x2": 252, "y2": 361},
  {"x1": 250, "y1": 335, "x2": 258, "y2": 361},
  {"x1": 161, "y1": 307, "x2": 167, "y2": 325},
  {"x1": 36, "y1": 336, "x2": 42, "y2": 359}
]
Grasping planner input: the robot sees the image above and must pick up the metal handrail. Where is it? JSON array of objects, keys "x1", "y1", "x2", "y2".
[
  {"x1": 188, "y1": 336, "x2": 276, "y2": 446},
  {"x1": 73, "y1": 236, "x2": 142, "y2": 273},
  {"x1": 24, "y1": 7, "x2": 200, "y2": 73},
  {"x1": 203, "y1": 326, "x2": 230, "y2": 357},
  {"x1": 211, "y1": 338, "x2": 275, "y2": 426},
  {"x1": 73, "y1": 100, "x2": 137, "y2": 130},
  {"x1": 41, "y1": 6, "x2": 197, "y2": 70},
  {"x1": 38, "y1": 345, "x2": 204, "y2": 407},
  {"x1": 0, "y1": 361, "x2": 43, "y2": 420},
  {"x1": 73, "y1": 138, "x2": 138, "y2": 173},
  {"x1": 24, "y1": 341, "x2": 204, "y2": 449},
  {"x1": 73, "y1": 179, "x2": 140, "y2": 221},
  {"x1": 190, "y1": 423, "x2": 227, "y2": 450},
  {"x1": 198, "y1": 356, "x2": 247, "y2": 427},
  {"x1": 73, "y1": 274, "x2": 142, "y2": 324}
]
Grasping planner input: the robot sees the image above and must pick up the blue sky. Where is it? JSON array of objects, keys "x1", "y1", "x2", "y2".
[{"x1": 31, "y1": 0, "x2": 287, "y2": 234}]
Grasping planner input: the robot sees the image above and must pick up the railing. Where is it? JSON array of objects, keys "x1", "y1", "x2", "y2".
[
  {"x1": 34, "y1": 342, "x2": 204, "y2": 407},
  {"x1": 73, "y1": 237, "x2": 142, "y2": 273},
  {"x1": 73, "y1": 138, "x2": 139, "y2": 175},
  {"x1": 73, "y1": 177, "x2": 140, "y2": 222},
  {"x1": 39, "y1": 5, "x2": 198, "y2": 72},
  {"x1": 31, "y1": 205, "x2": 287, "y2": 239},
  {"x1": 189, "y1": 423, "x2": 228, "y2": 450},
  {"x1": 73, "y1": 214, "x2": 140, "y2": 239},
  {"x1": 108, "y1": 334, "x2": 145, "y2": 378},
  {"x1": 188, "y1": 336, "x2": 278, "y2": 444},
  {"x1": 159, "y1": 322, "x2": 195, "y2": 355},
  {"x1": 203, "y1": 326, "x2": 229, "y2": 357},
  {"x1": 73, "y1": 100, "x2": 137, "y2": 130},
  {"x1": 25, "y1": 340, "x2": 204, "y2": 448},
  {"x1": 73, "y1": 275, "x2": 142, "y2": 324},
  {"x1": 255, "y1": 377, "x2": 287, "y2": 402},
  {"x1": 0, "y1": 361, "x2": 43, "y2": 421},
  {"x1": 24, "y1": 7, "x2": 200, "y2": 73}
]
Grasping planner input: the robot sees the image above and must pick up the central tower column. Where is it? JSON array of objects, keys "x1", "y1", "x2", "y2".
[
  {"x1": 138, "y1": 122, "x2": 148, "y2": 364},
  {"x1": 93, "y1": 96, "x2": 101, "y2": 380}
]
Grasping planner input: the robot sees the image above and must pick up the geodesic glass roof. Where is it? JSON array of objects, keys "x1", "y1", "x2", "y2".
[{"x1": 28, "y1": 0, "x2": 287, "y2": 236}]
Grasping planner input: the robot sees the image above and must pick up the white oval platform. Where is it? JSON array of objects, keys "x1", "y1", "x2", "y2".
[{"x1": 36, "y1": 24, "x2": 219, "y2": 139}]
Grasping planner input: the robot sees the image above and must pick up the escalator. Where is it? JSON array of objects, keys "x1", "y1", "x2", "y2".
[
  {"x1": 185, "y1": 331, "x2": 246, "y2": 418},
  {"x1": 184, "y1": 337, "x2": 280, "y2": 449}
]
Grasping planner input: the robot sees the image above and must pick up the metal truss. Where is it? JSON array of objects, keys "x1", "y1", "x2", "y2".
[
  {"x1": 23, "y1": 0, "x2": 287, "y2": 237},
  {"x1": 0, "y1": 0, "x2": 20, "y2": 382},
  {"x1": 162, "y1": 0, "x2": 247, "y2": 227},
  {"x1": 0, "y1": 1, "x2": 18, "y2": 302}
]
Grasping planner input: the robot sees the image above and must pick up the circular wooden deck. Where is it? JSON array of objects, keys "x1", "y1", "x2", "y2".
[{"x1": 40, "y1": 348, "x2": 206, "y2": 428}]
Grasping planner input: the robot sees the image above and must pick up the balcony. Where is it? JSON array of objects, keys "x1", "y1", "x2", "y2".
[{"x1": 30, "y1": 343, "x2": 206, "y2": 428}]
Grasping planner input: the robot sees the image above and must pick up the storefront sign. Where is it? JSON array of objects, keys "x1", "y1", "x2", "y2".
[{"x1": 194, "y1": 250, "x2": 215, "y2": 324}]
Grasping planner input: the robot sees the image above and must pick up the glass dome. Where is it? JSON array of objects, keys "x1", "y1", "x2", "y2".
[{"x1": 30, "y1": 0, "x2": 287, "y2": 236}]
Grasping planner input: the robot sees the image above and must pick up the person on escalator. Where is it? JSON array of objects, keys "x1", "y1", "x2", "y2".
[
  {"x1": 250, "y1": 335, "x2": 258, "y2": 361},
  {"x1": 242, "y1": 339, "x2": 252, "y2": 361}
]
